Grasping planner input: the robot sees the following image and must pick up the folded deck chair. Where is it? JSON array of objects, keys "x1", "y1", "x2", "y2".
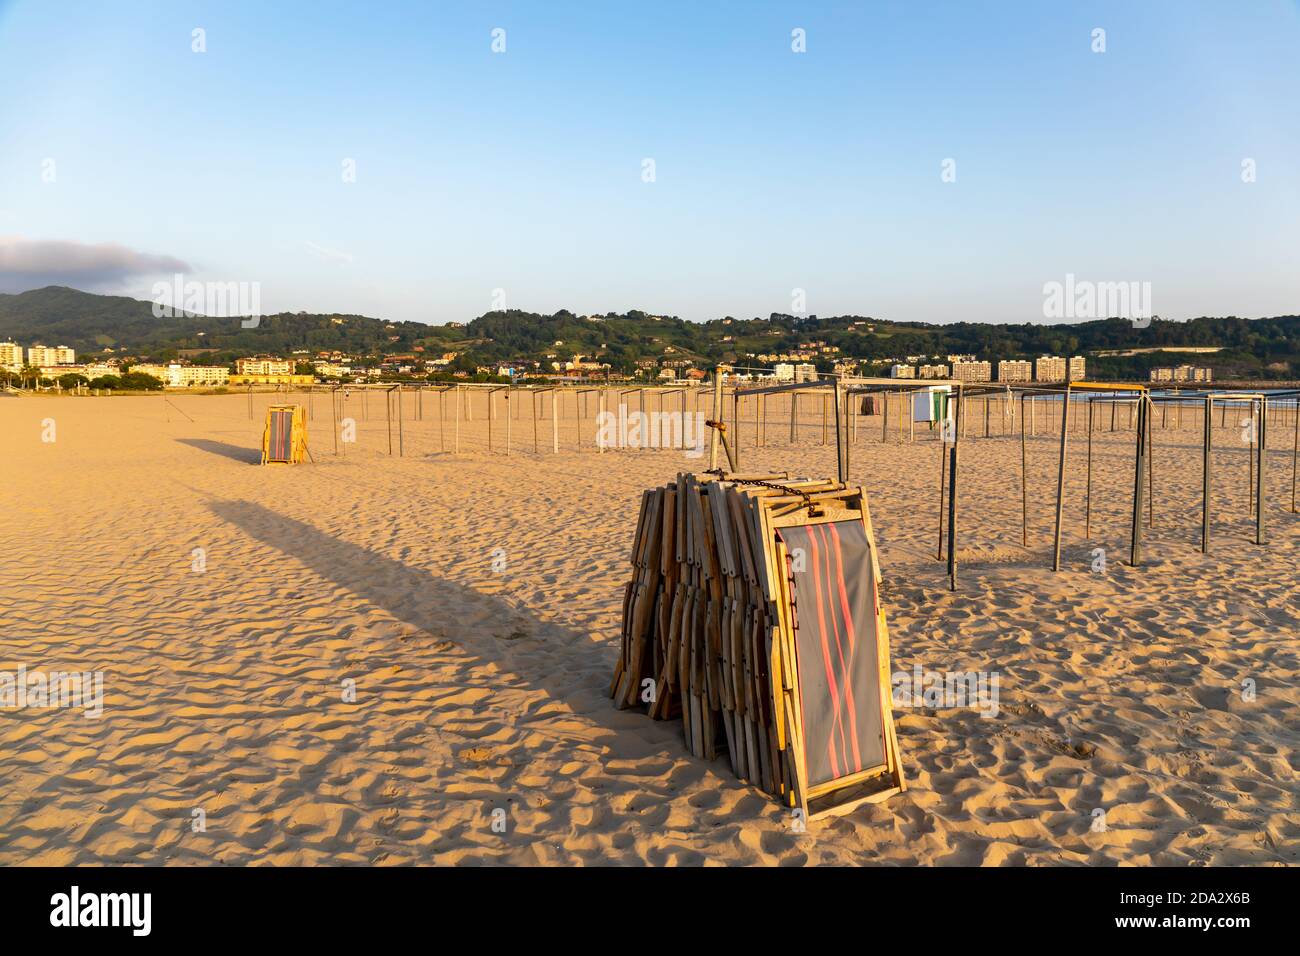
[
  {"x1": 774, "y1": 519, "x2": 900, "y2": 813},
  {"x1": 612, "y1": 474, "x2": 904, "y2": 821},
  {"x1": 261, "y1": 404, "x2": 308, "y2": 465}
]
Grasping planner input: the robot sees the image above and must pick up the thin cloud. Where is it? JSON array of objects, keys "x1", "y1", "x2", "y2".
[
  {"x1": 305, "y1": 241, "x2": 354, "y2": 265},
  {"x1": 0, "y1": 237, "x2": 191, "y2": 293}
]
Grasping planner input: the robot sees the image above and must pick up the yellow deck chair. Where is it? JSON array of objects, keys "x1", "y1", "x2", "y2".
[{"x1": 261, "y1": 404, "x2": 309, "y2": 464}]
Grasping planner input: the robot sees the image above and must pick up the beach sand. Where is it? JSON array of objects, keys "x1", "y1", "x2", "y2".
[{"x1": 1, "y1": 389, "x2": 1296, "y2": 865}]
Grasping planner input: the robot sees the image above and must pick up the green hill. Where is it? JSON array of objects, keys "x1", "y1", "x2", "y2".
[{"x1": 0, "y1": 286, "x2": 1295, "y2": 381}]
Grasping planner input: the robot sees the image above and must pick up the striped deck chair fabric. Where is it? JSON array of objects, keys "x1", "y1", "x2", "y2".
[
  {"x1": 778, "y1": 520, "x2": 886, "y2": 789},
  {"x1": 267, "y1": 408, "x2": 295, "y2": 462}
]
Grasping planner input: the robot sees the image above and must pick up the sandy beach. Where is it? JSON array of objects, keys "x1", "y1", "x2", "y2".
[{"x1": 1, "y1": 389, "x2": 1296, "y2": 866}]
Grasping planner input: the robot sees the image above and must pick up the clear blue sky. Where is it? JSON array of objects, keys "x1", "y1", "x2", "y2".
[{"x1": 1, "y1": 0, "x2": 1297, "y2": 325}]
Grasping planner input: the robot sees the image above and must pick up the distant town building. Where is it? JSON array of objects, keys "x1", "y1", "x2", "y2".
[
  {"x1": 998, "y1": 359, "x2": 1033, "y2": 383},
  {"x1": 794, "y1": 363, "x2": 818, "y2": 383},
  {"x1": 236, "y1": 356, "x2": 292, "y2": 376},
  {"x1": 950, "y1": 359, "x2": 992, "y2": 382},
  {"x1": 773, "y1": 363, "x2": 795, "y2": 382},
  {"x1": 1150, "y1": 365, "x2": 1212, "y2": 384},
  {"x1": 918, "y1": 364, "x2": 947, "y2": 379},
  {"x1": 1068, "y1": 356, "x2": 1086, "y2": 381},
  {"x1": 39, "y1": 364, "x2": 91, "y2": 380},
  {"x1": 313, "y1": 361, "x2": 352, "y2": 377},
  {"x1": 1035, "y1": 355, "x2": 1067, "y2": 382},
  {"x1": 28, "y1": 345, "x2": 76, "y2": 366},
  {"x1": 890, "y1": 364, "x2": 916, "y2": 379},
  {"x1": 0, "y1": 341, "x2": 23, "y2": 370},
  {"x1": 230, "y1": 372, "x2": 315, "y2": 386},
  {"x1": 82, "y1": 362, "x2": 121, "y2": 379},
  {"x1": 133, "y1": 363, "x2": 230, "y2": 387}
]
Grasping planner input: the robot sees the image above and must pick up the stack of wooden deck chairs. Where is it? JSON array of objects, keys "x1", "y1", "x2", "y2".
[
  {"x1": 261, "y1": 404, "x2": 309, "y2": 465},
  {"x1": 610, "y1": 471, "x2": 905, "y2": 819}
]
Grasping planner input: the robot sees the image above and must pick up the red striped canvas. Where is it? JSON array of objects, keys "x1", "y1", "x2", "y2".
[
  {"x1": 778, "y1": 520, "x2": 886, "y2": 789},
  {"x1": 268, "y1": 409, "x2": 294, "y2": 461}
]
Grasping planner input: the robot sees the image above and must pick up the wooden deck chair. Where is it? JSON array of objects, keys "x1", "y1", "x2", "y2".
[
  {"x1": 261, "y1": 404, "x2": 309, "y2": 465},
  {"x1": 758, "y1": 491, "x2": 903, "y2": 819},
  {"x1": 611, "y1": 472, "x2": 904, "y2": 822}
]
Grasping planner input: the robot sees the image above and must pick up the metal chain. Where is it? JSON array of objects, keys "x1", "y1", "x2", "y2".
[{"x1": 704, "y1": 472, "x2": 813, "y2": 507}]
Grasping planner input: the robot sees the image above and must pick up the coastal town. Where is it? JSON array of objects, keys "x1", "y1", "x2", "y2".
[{"x1": 0, "y1": 336, "x2": 1217, "y2": 391}]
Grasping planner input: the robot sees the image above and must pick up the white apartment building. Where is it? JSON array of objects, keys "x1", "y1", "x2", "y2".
[
  {"x1": 773, "y1": 363, "x2": 795, "y2": 382},
  {"x1": 1068, "y1": 356, "x2": 1086, "y2": 381},
  {"x1": 236, "y1": 356, "x2": 292, "y2": 376},
  {"x1": 39, "y1": 365, "x2": 90, "y2": 380},
  {"x1": 890, "y1": 364, "x2": 916, "y2": 379},
  {"x1": 794, "y1": 363, "x2": 818, "y2": 383},
  {"x1": 0, "y1": 341, "x2": 24, "y2": 369},
  {"x1": 313, "y1": 361, "x2": 352, "y2": 377},
  {"x1": 950, "y1": 359, "x2": 992, "y2": 382},
  {"x1": 27, "y1": 345, "x2": 76, "y2": 366},
  {"x1": 133, "y1": 363, "x2": 230, "y2": 387},
  {"x1": 918, "y1": 364, "x2": 947, "y2": 379},
  {"x1": 998, "y1": 360, "x2": 1033, "y2": 383},
  {"x1": 1150, "y1": 365, "x2": 1213, "y2": 384},
  {"x1": 1035, "y1": 355, "x2": 1067, "y2": 382}
]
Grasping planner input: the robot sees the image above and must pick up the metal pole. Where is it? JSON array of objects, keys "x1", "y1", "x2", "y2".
[
  {"x1": 947, "y1": 441, "x2": 959, "y2": 591},
  {"x1": 732, "y1": 390, "x2": 742, "y2": 471},
  {"x1": 1085, "y1": 398, "x2": 1094, "y2": 539},
  {"x1": 709, "y1": 371, "x2": 723, "y2": 468},
  {"x1": 833, "y1": 382, "x2": 845, "y2": 483},
  {"x1": 1291, "y1": 396, "x2": 1299, "y2": 513},
  {"x1": 1256, "y1": 397, "x2": 1267, "y2": 545},
  {"x1": 682, "y1": 388, "x2": 689, "y2": 450},
  {"x1": 1052, "y1": 386, "x2": 1071, "y2": 571},
  {"x1": 1019, "y1": 392, "x2": 1028, "y2": 547},
  {"x1": 842, "y1": 387, "x2": 852, "y2": 478},
  {"x1": 1246, "y1": 400, "x2": 1254, "y2": 517},
  {"x1": 1202, "y1": 396, "x2": 1212, "y2": 553},
  {"x1": 597, "y1": 388, "x2": 605, "y2": 455},
  {"x1": 1129, "y1": 396, "x2": 1148, "y2": 566},
  {"x1": 1147, "y1": 403, "x2": 1154, "y2": 527},
  {"x1": 937, "y1": 441, "x2": 947, "y2": 560}
]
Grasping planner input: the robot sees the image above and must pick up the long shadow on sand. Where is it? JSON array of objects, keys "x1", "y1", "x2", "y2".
[
  {"x1": 177, "y1": 438, "x2": 262, "y2": 464},
  {"x1": 205, "y1": 498, "x2": 668, "y2": 750}
]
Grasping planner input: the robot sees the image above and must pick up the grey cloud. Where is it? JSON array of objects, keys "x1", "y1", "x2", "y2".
[{"x1": 0, "y1": 237, "x2": 191, "y2": 293}]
